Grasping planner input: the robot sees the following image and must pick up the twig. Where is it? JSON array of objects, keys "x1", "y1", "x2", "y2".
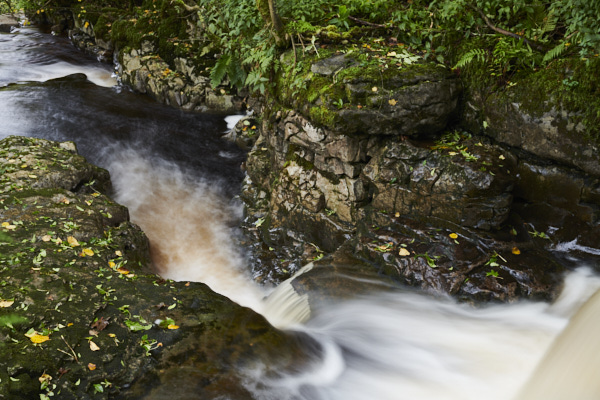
[
  {"x1": 60, "y1": 335, "x2": 79, "y2": 363},
  {"x1": 348, "y1": 15, "x2": 386, "y2": 28},
  {"x1": 469, "y1": 5, "x2": 546, "y2": 52}
]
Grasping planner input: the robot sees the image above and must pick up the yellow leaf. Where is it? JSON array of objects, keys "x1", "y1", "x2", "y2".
[
  {"x1": 67, "y1": 323, "x2": 74, "y2": 327},
  {"x1": 41, "y1": 235, "x2": 51, "y2": 242},
  {"x1": 115, "y1": 250, "x2": 122, "y2": 257},
  {"x1": 1, "y1": 222, "x2": 9, "y2": 227},
  {"x1": 117, "y1": 267, "x2": 130, "y2": 275},
  {"x1": 38, "y1": 373, "x2": 52, "y2": 384},
  {"x1": 87, "y1": 363, "x2": 96, "y2": 371},
  {"x1": 84, "y1": 21, "x2": 89, "y2": 28},
  {"x1": 388, "y1": 99, "x2": 397, "y2": 106},
  {"x1": 449, "y1": 233, "x2": 459, "y2": 239},
  {"x1": 108, "y1": 261, "x2": 116, "y2": 268},
  {"x1": 0, "y1": 300, "x2": 15, "y2": 308},
  {"x1": 89, "y1": 341, "x2": 100, "y2": 351},
  {"x1": 108, "y1": 333, "x2": 116, "y2": 338},
  {"x1": 167, "y1": 324, "x2": 179, "y2": 330},
  {"x1": 512, "y1": 247, "x2": 521, "y2": 255},
  {"x1": 21, "y1": 164, "x2": 27, "y2": 168},
  {"x1": 82, "y1": 248, "x2": 94, "y2": 256},
  {"x1": 398, "y1": 248, "x2": 410, "y2": 256},
  {"x1": 29, "y1": 334, "x2": 50, "y2": 344},
  {"x1": 67, "y1": 236, "x2": 80, "y2": 247},
  {"x1": 371, "y1": 86, "x2": 378, "y2": 92},
  {"x1": 28, "y1": 174, "x2": 37, "y2": 179}
]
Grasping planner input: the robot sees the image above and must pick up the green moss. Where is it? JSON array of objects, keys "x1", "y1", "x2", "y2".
[
  {"x1": 308, "y1": 106, "x2": 339, "y2": 128},
  {"x1": 285, "y1": 144, "x2": 315, "y2": 171}
]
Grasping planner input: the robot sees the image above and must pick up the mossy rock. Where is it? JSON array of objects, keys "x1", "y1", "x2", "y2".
[{"x1": 275, "y1": 48, "x2": 461, "y2": 138}]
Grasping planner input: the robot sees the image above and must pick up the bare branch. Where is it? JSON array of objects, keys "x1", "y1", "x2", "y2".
[{"x1": 469, "y1": 5, "x2": 546, "y2": 52}]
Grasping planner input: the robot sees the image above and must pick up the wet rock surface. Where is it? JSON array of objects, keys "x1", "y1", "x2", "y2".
[
  {"x1": 241, "y1": 51, "x2": 600, "y2": 303},
  {"x1": 0, "y1": 14, "x2": 19, "y2": 32},
  {"x1": 0, "y1": 136, "x2": 305, "y2": 399}
]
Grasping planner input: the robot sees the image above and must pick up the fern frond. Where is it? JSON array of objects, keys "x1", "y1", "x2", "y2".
[
  {"x1": 540, "y1": 10, "x2": 558, "y2": 36},
  {"x1": 542, "y1": 42, "x2": 566, "y2": 64},
  {"x1": 453, "y1": 48, "x2": 487, "y2": 69},
  {"x1": 210, "y1": 54, "x2": 231, "y2": 88},
  {"x1": 226, "y1": 56, "x2": 247, "y2": 89}
]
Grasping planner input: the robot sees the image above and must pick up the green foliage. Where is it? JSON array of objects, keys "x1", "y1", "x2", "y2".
[{"x1": 454, "y1": 48, "x2": 487, "y2": 70}]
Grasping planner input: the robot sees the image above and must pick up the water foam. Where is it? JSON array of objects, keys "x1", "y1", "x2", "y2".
[{"x1": 107, "y1": 148, "x2": 266, "y2": 313}]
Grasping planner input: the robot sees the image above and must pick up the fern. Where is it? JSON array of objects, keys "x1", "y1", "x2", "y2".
[
  {"x1": 226, "y1": 56, "x2": 247, "y2": 89},
  {"x1": 542, "y1": 42, "x2": 566, "y2": 64},
  {"x1": 210, "y1": 54, "x2": 231, "y2": 88},
  {"x1": 453, "y1": 48, "x2": 487, "y2": 69}
]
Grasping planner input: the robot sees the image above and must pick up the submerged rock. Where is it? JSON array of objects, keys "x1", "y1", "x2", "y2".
[{"x1": 0, "y1": 136, "x2": 309, "y2": 399}]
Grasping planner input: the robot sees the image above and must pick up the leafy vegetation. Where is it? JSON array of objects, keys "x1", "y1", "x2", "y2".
[{"x1": 6, "y1": 0, "x2": 600, "y2": 125}]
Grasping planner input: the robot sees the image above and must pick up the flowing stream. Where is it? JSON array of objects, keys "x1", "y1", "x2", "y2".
[{"x1": 2, "y1": 25, "x2": 600, "y2": 400}]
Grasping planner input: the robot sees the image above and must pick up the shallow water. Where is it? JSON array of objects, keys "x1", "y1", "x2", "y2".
[{"x1": 1, "y1": 25, "x2": 599, "y2": 400}]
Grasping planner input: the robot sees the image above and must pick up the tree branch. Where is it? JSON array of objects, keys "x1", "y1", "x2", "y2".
[
  {"x1": 469, "y1": 5, "x2": 546, "y2": 52},
  {"x1": 348, "y1": 16, "x2": 386, "y2": 28}
]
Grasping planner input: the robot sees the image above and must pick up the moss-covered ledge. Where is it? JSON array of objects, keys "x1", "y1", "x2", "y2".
[{"x1": 0, "y1": 136, "x2": 308, "y2": 399}]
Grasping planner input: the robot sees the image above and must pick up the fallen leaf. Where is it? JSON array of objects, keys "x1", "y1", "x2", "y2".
[
  {"x1": 388, "y1": 99, "x2": 397, "y2": 106},
  {"x1": 67, "y1": 236, "x2": 80, "y2": 247},
  {"x1": 29, "y1": 334, "x2": 50, "y2": 344},
  {"x1": 449, "y1": 233, "x2": 459, "y2": 239},
  {"x1": 512, "y1": 247, "x2": 521, "y2": 255},
  {"x1": 38, "y1": 373, "x2": 52, "y2": 384},
  {"x1": 394, "y1": 212, "x2": 400, "y2": 217},
  {"x1": 371, "y1": 86, "x2": 378, "y2": 92},
  {"x1": 115, "y1": 250, "x2": 122, "y2": 257},
  {"x1": 91, "y1": 317, "x2": 109, "y2": 331},
  {"x1": 0, "y1": 300, "x2": 15, "y2": 308},
  {"x1": 398, "y1": 248, "x2": 411, "y2": 256},
  {"x1": 116, "y1": 267, "x2": 130, "y2": 274},
  {"x1": 41, "y1": 235, "x2": 51, "y2": 242},
  {"x1": 108, "y1": 333, "x2": 116, "y2": 338},
  {"x1": 87, "y1": 363, "x2": 96, "y2": 371},
  {"x1": 108, "y1": 261, "x2": 116, "y2": 268},
  {"x1": 89, "y1": 341, "x2": 100, "y2": 351},
  {"x1": 167, "y1": 324, "x2": 180, "y2": 330},
  {"x1": 82, "y1": 248, "x2": 94, "y2": 256}
]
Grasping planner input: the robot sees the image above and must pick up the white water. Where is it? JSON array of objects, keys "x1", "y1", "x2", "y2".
[
  {"x1": 0, "y1": 27, "x2": 117, "y2": 87},
  {"x1": 105, "y1": 140, "x2": 600, "y2": 400},
  {"x1": 107, "y1": 149, "x2": 267, "y2": 313}
]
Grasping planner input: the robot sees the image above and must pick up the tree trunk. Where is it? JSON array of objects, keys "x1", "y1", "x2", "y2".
[{"x1": 256, "y1": 0, "x2": 286, "y2": 47}]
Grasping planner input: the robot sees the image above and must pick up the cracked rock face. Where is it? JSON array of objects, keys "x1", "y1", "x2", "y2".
[{"x1": 362, "y1": 137, "x2": 517, "y2": 230}]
